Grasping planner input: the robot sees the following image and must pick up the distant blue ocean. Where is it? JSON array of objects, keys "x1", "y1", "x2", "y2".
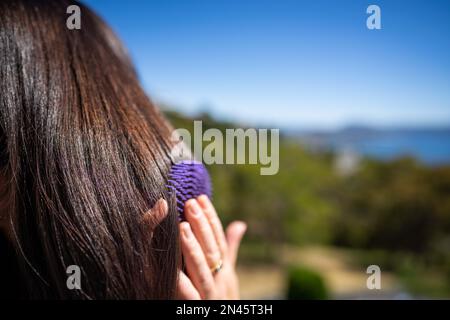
[{"x1": 297, "y1": 129, "x2": 450, "y2": 166}]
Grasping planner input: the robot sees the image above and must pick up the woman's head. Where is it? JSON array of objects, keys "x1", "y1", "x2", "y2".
[{"x1": 0, "y1": 0, "x2": 179, "y2": 298}]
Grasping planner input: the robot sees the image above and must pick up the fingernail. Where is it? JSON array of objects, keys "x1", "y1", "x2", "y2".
[
  {"x1": 187, "y1": 200, "x2": 202, "y2": 217},
  {"x1": 181, "y1": 223, "x2": 192, "y2": 239},
  {"x1": 197, "y1": 194, "x2": 209, "y2": 205}
]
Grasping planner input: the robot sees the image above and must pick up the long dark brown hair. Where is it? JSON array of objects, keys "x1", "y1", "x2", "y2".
[{"x1": 0, "y1": 0, "x2": 180, "y2": 299}]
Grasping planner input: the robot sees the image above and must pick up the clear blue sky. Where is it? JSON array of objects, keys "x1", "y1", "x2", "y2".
[{"x1": 82, "y1": 0, "x2": 450, "y2": 129}]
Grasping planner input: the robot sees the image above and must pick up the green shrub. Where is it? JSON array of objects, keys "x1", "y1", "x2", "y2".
[{"x1": 286, "y1": 266, "x2": 329, "y2": 300}]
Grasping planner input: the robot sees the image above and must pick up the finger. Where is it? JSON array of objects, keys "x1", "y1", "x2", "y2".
[
  {"x1": 197, "y1": 195, "x2": 228, "y2": 259},
  {"x1": 176, "y1": 271, "x2": 201, "y2": 300},
  {"x1": 142, "y1": 198, "x2": 168, "y2": 227},
  {"x1": 225, "y1": 221, "x2": 247, "y2": 267},
  {"x1": 179, "y1": 222, "x2": 215, "y2": 299},
  {"x1": 142, "y1": 199, "x2": 169, "y2": 242},
  {"x1": 184, "y1": 199, "x2": 221, "y2": 269}
]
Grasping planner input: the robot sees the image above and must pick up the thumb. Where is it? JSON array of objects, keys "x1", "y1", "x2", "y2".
[{"x1": 226, "y1": 221, "x2": 247, "y2": 266}]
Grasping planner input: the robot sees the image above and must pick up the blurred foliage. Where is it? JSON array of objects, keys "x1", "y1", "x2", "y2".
[
  {"x1": 331, "y1": 157, "x2": 450, "y2": 252},
  {"x1": 286, "y1": 265, "x2": 329, "y2": 299},
  {"x1": 165, "y1": 110, "x2": 450, "y2": 296}
]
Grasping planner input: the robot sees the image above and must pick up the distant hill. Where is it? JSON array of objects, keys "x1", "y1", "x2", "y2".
[{"x1": 286, "y1": 126, "x2": 450, "y2": 165}]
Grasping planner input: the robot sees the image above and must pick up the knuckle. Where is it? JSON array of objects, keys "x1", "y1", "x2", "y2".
[
  {"x1": 206, "y1": 251, "x2": 221, "y2": 263},
  {"x1": 199, "y1": 225, "x2": 211, "y2": 235},
  {"x1": 203, "y1": 208, "x2": 214, "y2": 218},
  {"x1": 188, "y1": 249, "x2": 201, "y2": 259},
  {"x1": 210, "y1": 216, "x2": 221, "y2": 226}
]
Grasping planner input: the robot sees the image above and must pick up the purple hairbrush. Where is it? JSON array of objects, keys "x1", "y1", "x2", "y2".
[{"x1": 167, "y1": 160, "x2": 212, "y2": 220}]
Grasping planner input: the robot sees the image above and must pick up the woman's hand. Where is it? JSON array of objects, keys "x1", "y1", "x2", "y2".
[{"x1": 176, "y1": 195, "x2": 247, "y2": 300}]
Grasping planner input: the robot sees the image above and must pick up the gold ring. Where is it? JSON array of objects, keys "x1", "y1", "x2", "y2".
[{"x1": 210, "y1": 259, "x2": 223, "y2": 275}]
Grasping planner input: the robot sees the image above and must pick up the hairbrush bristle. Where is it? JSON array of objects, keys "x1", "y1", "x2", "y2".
[{"x1": 167, "y1": 160, "x2": 212, "y2": 220}]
